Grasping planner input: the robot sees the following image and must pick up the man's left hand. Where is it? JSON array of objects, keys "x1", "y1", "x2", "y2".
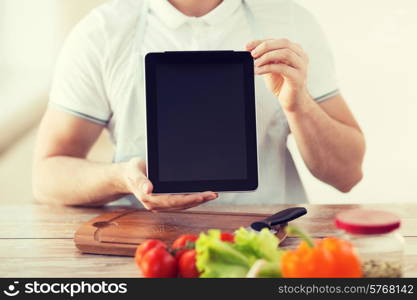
[{"x1": 246, "y1": 39, "x2": 310, "y2": 112}]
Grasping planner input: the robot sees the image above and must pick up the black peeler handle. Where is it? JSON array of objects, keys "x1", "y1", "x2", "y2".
[
  {"x1": 263, "y1": 207, "x2": 307, "y2": 226},
  {"x1": 250, "y1": 207, "x2": 307, "y2": 232}
]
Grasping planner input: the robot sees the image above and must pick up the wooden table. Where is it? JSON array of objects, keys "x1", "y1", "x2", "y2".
[{"x1": 0, "y1": 203, "x2": 416, "y2": 277}]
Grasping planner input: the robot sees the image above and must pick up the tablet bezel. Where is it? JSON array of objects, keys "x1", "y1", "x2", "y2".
[{"x1": 145, "y1": 51, "x2": 258, "y2": 194}]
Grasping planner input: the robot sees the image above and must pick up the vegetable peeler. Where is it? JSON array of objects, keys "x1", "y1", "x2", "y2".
[{"x1": 247, "y1": 207, "x2": 307, "y2": 242}]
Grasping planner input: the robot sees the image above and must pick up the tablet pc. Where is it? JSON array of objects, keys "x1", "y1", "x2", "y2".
[{"x1": 145, "y1": 51, "x2": 258, "y2": 194}]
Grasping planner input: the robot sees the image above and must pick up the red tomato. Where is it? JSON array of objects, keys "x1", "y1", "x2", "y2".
[
  {"x1": 172, "y1": 234, "x2": 198, "y2": 249},
  {"x1": 220, "y1": 232, "x2": 235, "y2": 243},
  {"x1": 140, "y1": 247, "x2": 177, "y2": 278},
  {"x1": 178, "y1": 250, "x2": 200, "y2": 278},
  {"x1": 135, "y1": 240, "x2": 166, "y2": 268},
  {"x1": 172, "y1": 234, "x2": 198, "y2": 259}
]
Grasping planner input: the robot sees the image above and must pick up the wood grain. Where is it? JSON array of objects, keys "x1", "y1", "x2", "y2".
[
  {"x1": 0, "y1": 204, "x2": 416, "y2": 277},
  {"x1": 0, "y1": 239, "x2": 139, "y2": 278},
  {"x1": 74, "y1": 210, "x2": 292, "y2": 256},
  {"x1": 0, "y1": 238, "x2": 416, "y2": 277}
]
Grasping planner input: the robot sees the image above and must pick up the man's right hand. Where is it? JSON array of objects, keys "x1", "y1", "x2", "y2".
[
  {"x1": 33, "y1": 109, "x2": 218, "y2": 208},
  {"x1": 121, "y1": 158, "x2": 218, "y2": 211}
]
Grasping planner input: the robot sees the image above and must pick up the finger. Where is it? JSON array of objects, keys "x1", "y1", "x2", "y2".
[
  {"x1": 126, "y1": 157, "x2": 152, "y2": 195},
  {"x1": 247, "y1": 39, "x2": 308, "y2": 60},
  {"x1": 185, "y1": 192, "x2": 219, "y2": 210},
  {"x1": 141, "y1": 179, "x2": 154, "y2": 195},
  {"x1": 147, "y1": 192, "x2": 217, "y2": 211},
  {"x1": 127, "y1": 174, "x2": 153, "y2": 196},
  {"x1": 130, "y1": 171, "x2": 153, "y2": 196},
  {"x1": 159, "y1": 200, "x2": 205, "y2": 212},
  {"x1": 175, "y1": 201, "x2": 208, "y2": 211},
  {"x1": 164, "y1": 191, "x2": 216, "y2": 208},
  {"x1": 255, "y1": 63, "x2": 299, "y2": 81},
  {"x1": 293, "y1": 43, "x2": 309, "y2": 61},
  {"x1": 254, "y1": 49, "x2": 304, "y2": 70},
  {"x1": 246, "y1": 39, "x2": 265, "y2": 51},
  {"x1": 146, "y1": 195, "x2": 204, "y2": 212},
  {"x1": 132, "y1": 177, "x2": 154, "y2": 209},
  {"x1": 251, "y1": 39, "x2": 305, "y2": 59}
]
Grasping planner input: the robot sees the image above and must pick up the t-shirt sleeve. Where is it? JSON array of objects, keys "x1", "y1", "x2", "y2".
[
  {"x1": 49, "y1": 12, "x2": 111, "y2": 125},
  {"x1": 293, "y1": 4, "x2": 339, "y2": 102}
]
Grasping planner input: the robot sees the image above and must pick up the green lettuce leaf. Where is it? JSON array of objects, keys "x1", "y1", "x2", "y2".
[
  {"x1": 195, "y1": 228, "x2": 283, "y2": 278},
  {"x1": 234, "y1": 227, "x2": 283, "y2": 262},
  {"x1": 196, "y1": 230, "x2": 251, "y2": 278}
]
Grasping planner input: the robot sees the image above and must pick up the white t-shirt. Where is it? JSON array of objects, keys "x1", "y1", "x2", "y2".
[{"x1": 50, "y1": 0, "x2": 339, "y2": 206}]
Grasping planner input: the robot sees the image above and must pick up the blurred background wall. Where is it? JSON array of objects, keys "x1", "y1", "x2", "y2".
[
  {"x1": 0, "y1": 0, "x2": 416, "y2": 204},
  {"x1": 294, "y1": 0, "x2": 417, "y2": 203},
  {"x1": 0, "y1": 0, "x2": 110, "y2": 203}
]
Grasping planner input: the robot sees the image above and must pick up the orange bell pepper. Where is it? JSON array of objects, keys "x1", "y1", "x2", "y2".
[{"x1": 281, "y1": 227, "x2": 362, "y2": 278}]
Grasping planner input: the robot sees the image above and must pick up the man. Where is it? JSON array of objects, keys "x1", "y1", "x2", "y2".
[{"x1": 33, "y1": 0, "x2": 365, "y2": 210}]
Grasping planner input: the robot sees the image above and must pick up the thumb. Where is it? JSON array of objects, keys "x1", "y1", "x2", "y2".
[
  {"x1": 140, "y1": 178, "x2": 154, "y2": 195},
  {"x1": 125, "y1": 158, "x2": 154, "y2": 196},
  {"x1": 246, "y1": 39, "x2": 264, "y2": 51},
  {"x1": 133, "y1": 158, "x2": 153, "y2": 194}
]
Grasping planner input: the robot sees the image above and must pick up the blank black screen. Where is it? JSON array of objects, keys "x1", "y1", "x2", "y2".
[{"x1": 155, "y1": 63, "x2": 248, "y2": 182}]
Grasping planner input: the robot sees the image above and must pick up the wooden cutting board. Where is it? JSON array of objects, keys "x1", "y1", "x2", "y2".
[{"x1": 74, "y1": 210, "x2": 287, "y2": 257}]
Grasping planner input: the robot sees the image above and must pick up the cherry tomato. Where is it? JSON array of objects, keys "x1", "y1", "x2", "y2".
[
  {"x1": 135, "y1": 240, "x2": 166, "y2": 268},
  {"x1": 140, "y1": 246, "x2": 177, "y2": 278},
  {"x1": 178, "y1": 249, "x2": 200, "y2": 278},
  {"x1": 220, "y1": 232, "x2": 235, "y2": 243},
  {"x1": 172, "y1": 234, "x2": 198, "y2": 249},
  {"x1": 172, "y1": 234, "x2": 198, "y2": 259}
]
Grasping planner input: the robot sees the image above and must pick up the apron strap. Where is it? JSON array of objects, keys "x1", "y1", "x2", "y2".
[
  {"x1": 134, "y1": 0, "x2": 150, "y2": 85},
  {"x1": 135, "y1": 0, "x2": 150, "y2": 53},
  {"x1": 242, "y1": 0, "x2": 263, "y2": 39}
]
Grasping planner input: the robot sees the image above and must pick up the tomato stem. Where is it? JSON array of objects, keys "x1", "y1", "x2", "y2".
[{"x1": 170, "y1": 241, "x2": 195, "y2": 256}]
